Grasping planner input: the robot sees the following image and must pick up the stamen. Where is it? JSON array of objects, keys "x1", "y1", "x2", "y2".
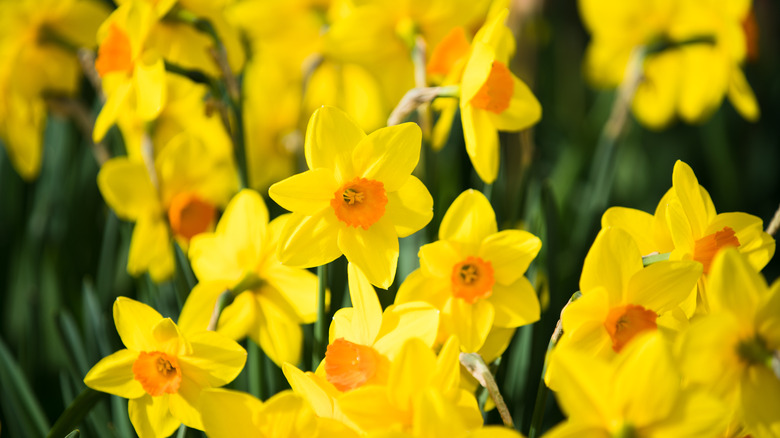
[{"x1": 451, "y1": 256, "x2": 494, "y2": 304}]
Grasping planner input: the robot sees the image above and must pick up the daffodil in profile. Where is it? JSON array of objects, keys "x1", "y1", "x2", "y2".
[
  {"x1": 83, "y1": 297, "x2": 246, "y2": 438},
  {"x1": 269, "y1": 106, "x2": 433, "y2": 288},
  {"x1": 458, "y1": 9, "x2": 541, "y2": 184},
  {"x1": 677, "y1": 249, "x2": 780, "y2": 437},
  {"x1": 177, "y1": 189, "x2": 319, "y2": 367},
  {"x1": 545, "y1": 332, "x2": 727, "y2": 438},
  {"x1": 396, "y1": 189, "x2": 541, "y2": 354}
]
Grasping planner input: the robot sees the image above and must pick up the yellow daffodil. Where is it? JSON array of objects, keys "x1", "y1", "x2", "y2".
[
  {"x1": 602, "y1": 160, "x2": 775, "y2": 314},
  {"x1": 545, "y1": 332, "x2": 727, "y2": 438},
  {"x1": 83, "y1": 297, "x2": 246, "y2": 438},
  {"x1": 200, "y1": 388, "x2": 359, "y2": 438},
  {"x1": 177, "y1": 189, "x2": 319, "y2": 367},
  {"x1": 98, "y1": 137, "x2": 238, "y2": 282},
  {"x1": 677, "y1": 249, "x2": 780, "y2": 437},
  {"x1": 269, "y1": 106, "x2": 433, "y2": 288},
  {"x1": 458, "y1": 9, "x2": 542, "y2": 183},
  {"x1": 0, "y1": 0, "x2": 108, "y2": 179},
  {"x1": 93, "y1": 0, "x2": 166, "y2": 142},
  {"x1": 396, "y1": 189, "x2": 541, "y2": 354},
  {"x1": 283, "y1": 263, "x2": 439, "y2": 430},
  {"x1": 550, "y1": 227, "x2": 701, "y2": 377}
]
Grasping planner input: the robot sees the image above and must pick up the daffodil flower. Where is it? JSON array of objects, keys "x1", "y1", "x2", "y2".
[
  {"x1": 177, "y1": 189, "x2": 319, "y2": 367},
  {"x1": 459, "y1": 9, "x2": 541, "y2": 184},
  {"x1": 545, "y1": 332, "x2": 727, "y2": 438},
  {"x1": 83, "y1": 297, "x2": 246, "y2": 438},
  {"x1": 269, "y1": 106, "x2": 433, "y2": 288},
  {"x1": 396, "y1": 189, "x2": 541, "y2": 355},
  {"x1": 677, "y1": 249, "x2": 780, "y2": 437},
  {"x1": 602, "y1": 160, "x2": 775, "y2": 314}
]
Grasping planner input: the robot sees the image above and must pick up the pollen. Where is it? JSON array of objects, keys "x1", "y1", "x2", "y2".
[
  {"x1": 427, "y1": 27, "x2": 471, "y2": 77},
  {"x1": 470, "y1": 61, "x2": 514, "y2": 114},
  {"x1": 132, "y1": 351, "x2": 182, "y2": 396},
  {"x1": 451, "y1": 256, "x2": 495, "y2": 304},
  {"x1": 694, "y1": 226, "x2": 740, "y2": 274},
  {"x1": 95, "y1": 23, "x2": 134, "y2": 77},
  {"x1": 168, "y1": 192, "x2": 216, "y2": 241},
  {"x1": 331, "y1": 177, "x2": 387, "y2": 230},
  {"x1": 604, "y1": 304, "x2": 658, "y2": 352},
  {"x1": 324, "y1": 338, "x2": 383, "y2": 392}
]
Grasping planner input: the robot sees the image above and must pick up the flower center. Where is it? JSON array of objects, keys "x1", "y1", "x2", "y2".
[
  {"x1": 324, "y1": 338, "x2": 383, "y2": 392},
  {"x1": 470, "y1": 61, "x2": 514, "y2": 114},
  {"x1": 95, "y1": 23, "x2": 134, "y2": 77},
  {"x1": 132, "y1": 351, "x2": 182, "y2": 396},
  {"x1": 451, "y1": 256, "x2": 495, "y2": 304},
  {"x1": 167, "y1": 192, "x2": 216, "y2": 241},
  {"x1": 693, "y1": 226, "x2": 740, "y2": 274},
  {"x1": 736, "y1": 334, "x2": 773, "y2": 367},
  {"x1": 427, "y1": 27, "x2": 470, "y2": 77},
  {"x1": 604, "y1": 304, "x2": 658, "y2": 352},
  {"x1": 330, "y1": 177, "x2": 387, "y2": 230}
]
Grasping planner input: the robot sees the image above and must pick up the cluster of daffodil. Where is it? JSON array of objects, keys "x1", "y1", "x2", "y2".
[{"x1": 544, "y1": 160, "x2": 778, "y2": 438}]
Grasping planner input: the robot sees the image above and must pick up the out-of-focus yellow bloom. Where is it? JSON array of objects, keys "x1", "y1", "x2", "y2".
[
  {"x1": 336, "y1": 336, "x2": 483, "y2": 434},
  {"x1": 396, "y1": 189, "x2": 541, "y2": 355},
  {"x1": 84, "y1": 297, "x2": 246, "y2": 438},
  {"x1": 98, "y1": 138, "x2": 238, "y2": 282},
  {"x1": 549, "y1": 227, "x2": 701, "y2": 377},
  {"x1": 579, "y1": 0, "x2": 759, "y2": 128},
  {"x1": 602, "y1": 160, "x2": 775, "y2": 315},
  {"x1": 545, "y1": 332, "x2": 727, "y2": 438},
  {"x1": 269, "y1": 106, "x2": 433, "y2": 289},
  {"x1": 458, "y1": 9, "x2": 541, "y2": 183},
  {"x1": 178, "y1": 189, "x2": 319, "y2": 367},
  {"x1": 0, "y1": 0, "x2": 108, "y2": 179},
  {"x1": 677, "y1": 249, "x2": 780, "y2": 438},
  {"x1": 283, "y1": 263, "x2": 439, "y2": 430},
  {"x1": 200, "y1": 388, "x2": 359, "y2": 438}
]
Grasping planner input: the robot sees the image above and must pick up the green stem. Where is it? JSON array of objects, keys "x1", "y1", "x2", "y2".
[
  {"x1": 642, "y1": 252, "x2": 671, "y2": 266},
  {"x1": 47, "y1": 388, "x2": 106, "y2": 438},
  {"x1": 483, "y1": 182, "x2": 493, "y2": 203},
  {"x1": 247, "y1": 339, "x2": 264, "y2": 400},
  {"x1": 174, "y1": 242, "x2": 196, "y2": 294},
  {"x1": 313, "y1": 264, "x2": 329, "y2": 366},
  {"x1": 175, "y1": 424, "x2": 187, "y2": 438}
]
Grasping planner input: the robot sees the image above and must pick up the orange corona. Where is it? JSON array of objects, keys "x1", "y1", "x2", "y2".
[
  {"x1": 324, "y1": 338, "x2": 383, "y2": 392},
  {"x1": 604, "y1": 304, "x2": 658, "y2": 352},
  {"x1": 167, "y1": 192, "x2": 216, "y2": 241},
  {"x1": 331, "y1": 177, "x2": 387, "y2": 230},
  {"x1": 694, "y1": 226, "x2": 740, "y2": 274},
  {"x1": 470, "y1": 61, "x2": 514, "y2": 114},
  {"x1": 95, "y1": 23, "x2": 134, "y2": 77},
  {"x1": 450, "y1": 256, "x2": 495, "y2": 303},
  {"x1": 132, "y1": 351, "x2": 182, "y2": 396}
]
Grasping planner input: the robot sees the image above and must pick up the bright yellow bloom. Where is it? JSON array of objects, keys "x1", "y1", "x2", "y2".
[
  {"x1": 396, "y1": 189, "x2": 541, "y2": 354},
  {"x1": 199, "y1": 388, "x2": 359, "y2": 438},
  {"x1": 98, "y1": 138, "x2": 238, "y2": 282},
  {"x1": 677, "y1": 249, "x2": 780, "y2": 438},
  {"x1": 602, "y1": 160, "x2": 775, "y2": 315},
  {"x1": 545, "y1": 332, "x2": 727, "y2": 438},
  {"x1": 337, "y1": 336, "x2": 483, "y2": 434},
  {"x1": 177, "y1": 189, "x2": 319, "y2": 366},
  {"x1": 550, "y1": 227, "x2": 701, "y2": 375},
  {"x1": 269, "y1": 106, "x2": 433, "y2": 288},
  {"x1": 458, "y1": 9, "x2": 541, "y2": 183},
  {"x1": 283, "y1": 263, "x2": 439, "y2": 430},
  {"x1": 83, "y1": 297, "x2": 246, "y2": 438},
  {"x1": 0, "y1": 0, "x2": 108, "y2": 179}
]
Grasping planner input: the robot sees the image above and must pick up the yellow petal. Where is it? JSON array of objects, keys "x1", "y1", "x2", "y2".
[
  {"x1": 216, "y1": 291, "x2": 257, "y2": 341},
  {"x1": 152, "y1": 317, "x2": 189, "y2": 357},
  {"x1": 84, "y1": 349, "x2": 145, "y2": 399},
  {"x1": 545, "y1": 346, "x2": 611, "y2": 422},
  {"x1": 264, "y1": 263, "x2": 319, "y2": 324},
  {"x1": 441, "y1": 298, "x2": 494, "y2": 353},
  {"x1": 50, "y1": 0, "x2": 110, "y2": 47},
  {"x1": 257, "y1": 390, "x2": 319, "y2": 436},
  {"x1": 479, "y1": 230, "x2": 541, "y2": 285},
  {"x1": 728, "y1": 67, "x2": 759, "y2": 122},
  {"x1": 347, "y1": 263, "x2": 383, "y2": 346},
  {"x1": 179, "y1": 330, "x2": 246, "y2": 387},
  {"x1": 707, "y1": 249, "x2": 764, "y2": 319},
  {"x1": 678, "y1": 46, "x2": 728, "y2": 124},
  {"x1": 439, "y1": 189, "x2": 497, "y2": 243},
  {"x1": 128, "y1": 394, "x2": 179, "y2": 438},
  {"x1": 601, "y1": 207, "x2": 661, "y2": 256},
  {"x1": 676, "y1": 314, "x2": 742, "y2": 390},
  {"x1": 395, "y1": 269, "x2": 450, "y2": 310},
  {"x1": 461, "y1": 103, "x2": 500, "y2": 184},
  {"x1": 489, "y1": 76, "x2": 542, "y2": 132},
  {"x1": 200, "y1": 388, "x2": 264, "y2": 437},
  {"x1": 387, "y1": 338, "x2": 436, "y2": 412},
  {"x1": 127, "y1": 216, "x2": 174, "y2": 282},
  {"x1": 665, "y1": 198, "x2": 695, "y2": 258},
  {"x1": 413, "y1": 389, "x2": 466, "y2": 437},
  {"x1": 338, "y1": 385, "x2": 406, "y2": 432},
  {"x1": 337, "y1": 216, "x2": 398, "y2": 289},
  {"x1": 461, "y1": 41, "x2": 495, "y2": 104},
  {"x1": 282, "y1": 364, "x2": 338, "y2": 419},
  {"x1": 384, "y1": 176, "x2": 433, "y2": 238},
  {"x1": 97, "y1": 158, "x2": 159, "y2": 220},
  {"x1": 256, "y1": 294, "x2": 304, "y2": 366},
  {"x1": 133, "y1": 53, "x2": 166, "y2": 121},
  {"x1": 352, "y1": 122, "x2": 421, "y2": 192},
  {"x1": 542, "y1": 420, "x2": 610, "y2": 438},
  {"x1": 277, "y1": 212, "x2": 342, "y2": 268},
  {"x1": 167, "y1": 377, "x2": 203, "y2": 430},
  {"x1": 268, "y1": 169, "x2": 339, "y2": 215},
  {"x1": 672, "y1": 160, "x2": 712, "y2": 238},
  {"x1": 631, "y1": 50, "x2": 679, "y2": 130},
  {"x1": 626, "y1": 261, "x2": 702, "y2": 314},
  {"x1": 580, "y1": 228, "x2": 643, "y2": 306},
  {"x1": 490, "y1": 277, "x2": 540, "y2": 328},
  {"x1": 740, "y1": 365, "x2": 780, "y2": 436},
  {"x1": 177, "y1": 280, "x2": 232, "y2": 335},
  {"x1": 372, "y1": 302, "x2": 440, "y2": 359},
  {"x1": 649, "y1": 390, "x2": 728, "y2": 438},
  {"x1": 113, "y1": 297, "x2": 163, "y2": 352},
  {"x1": 478, "y1": 326, "x2": 516, "y2": 364},
  {"x1": 419, "y1": 240, "x2": 461, "y2": 279},
  {"x1": 707, "y1": 212, "x2": 775, "y2": 272},
  {"x1": 756, "y1": 280, "x2": 780, "y2": 347},
  {"x1": 305, "y1": 106, "x2": 364, "y2": 181},
  {"x1": 94, "y1": 79, "x2": 132, "y2": 142}
]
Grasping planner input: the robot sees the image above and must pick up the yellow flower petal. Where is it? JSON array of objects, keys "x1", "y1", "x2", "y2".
[
  {"x1": 707, "y1": 212, "x2": 775, "y2": 272},
  {"x1": 631, "y1": 50, "x2": 679, "y2": 130},
  {"x1": 128, "y1": 394, "x2": 179, "y2": 438},
  {"x1": 256, "y1": 294, "x2": 304, "y2": 366},
  {"x1": 413, "y1": 389, "x2": 466, "y2": 437},
  {"x1": 387, "y1": 338, "x2": 436, "y2": 412},
  {"x1": 179, "y1": 330, "x2": 246, "y2": 387},
  {"x1": 167, "y1": 377, "x2": 204, "y2": 430},
  {"x1": 264, "y1": 263, "x2": 319, "y2": 324},
  {"x1": 347, "y1": 263, "x2": 383, "y2": 346},
  {"x1": 461, "y1": 42, "x2": 495, "y2": 104},
  {"x1": 626, "y1": 260, "x2": 702, "y2": 314},
  {"x1": 277, "y1": 212, "x2": 342, "y2": 268},
  {"x1": 200, "y1": 388, "x2": 264, "y2": 437},
  {"x1": 542, "y1": 420, "x2": 610, "y2": 438},
  {"x1": 580, "y1": 228, "x2": 643, "y2": 306},
  {"x1": 649, "y1": 390, "x2": 728, "y2": 438},
  {"x1": 352, "y1": 122, "x2": 421, "y2": 192},
  {"x1": 678, "y1": 46, "x2": 728, "y2": 124},
  {"x1": 113, "y1": 297, "x2": 162, "y2": 352},
  {"x1": 489, "y1": 76, "x2": 542, "y2": 132},
  {"x1": 546, "y1": 346, "x2": 611, "y2": 423},
  {"x1": 441, "y1": 298, "x2": 494, "y2": 353},
  {"x1": 384, "y1": 176, "x2": 434, "y2": 238},
  {"x1": 741, "y1": 365, "x2": 780, "y2": 436},
  {"x1": 479, "y1": 230, "x2": 541, "y2": 285},
  {"x1": 707, "y1": 249, "x2": 764, "y2": 319},
  {"x1": 337, "y1": 216, "x2": 398, "y2": 289},
  {"x1": 601, "y1": 207, "x2": 660, "y2": 256},
  {"x1": 305, "y1": 106, "x2": 364, "y2": 181},
  {"x1": 282, "y1": 364, "x2": 338, "y2": 419},
  {"x1": 215, "y1": 291, "x2": 257, "y2": 341},
  {"x1": 178, "y1": 280, "x2": 233, "y2": 335},
  {"x1": 757, "y1": 281, "x2": 780, "y2": 347},
  {"x1": 152, "y1": 317, "x2": 189, "y2": 357},
  {"x1": 127, "y1": 216, "x2": 174, "y2": 282},
  {"x1": 461, "y1": 103, "x2": 500, "y2": 184},
  {"x1": 672, "y1": 160, "x2": 714, "y2": 239},
  {"x1": 94, "y1": 79, "x2": 132, "y2": 142},
  {"x1": 395, "y1": 269, "x2": 450, "y2": 310},
  {"x1": 97, "y1": 158, "x2": 159, "y2": 220},
  {"x1": 268, "y1": 169, "x2": 339, "y2": 215},
  {"x1": 728, "y1": 67, "x2": 760, "y2": 122},
  {"x1": 83, "y1": 349, "x2": 144, "y2": 399},
  {"x1": 338, "y1": 385, "x2": 405, "y2": 432},
  {"x1": 676, "y1": 313, "x2": 742, "y2": 390},
  {"x1": 489, "y1": 277, "x2": 540, "y2": 328},
  {"x1": 478, "y1": 326, "x2": 516, "y2": 364},
  {"x1": 439, "y1": 189, "x2": 497, "y2": 244},
  {"x1": 419, "y1": 240, "x2": 461, "y2": 279},
  {"x1": 49, "y1": 0, "x2": 110, "y2": 47},
  {"x1": 372, "y1": 302, "x2": 439, "y2": 359},
  {"x1": 133, "y1": 53, "x2": 166, "y2": 121}
]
